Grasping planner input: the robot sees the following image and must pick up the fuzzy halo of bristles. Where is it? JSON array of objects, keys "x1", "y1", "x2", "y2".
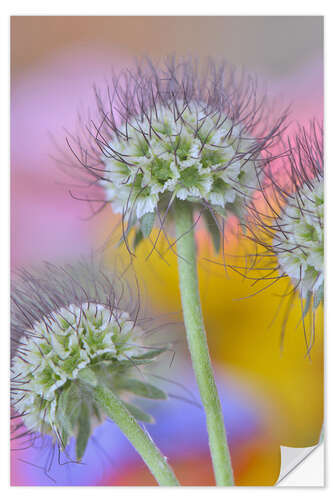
[
  {"x1": 63, "y1": 57, "x2": 288, "y2": 252},
  {"x1": 11, "y1": 261, "x2": 169, "y2": 462},
  {"x1": 246, "y1": 120, "x2": 323, "y2": 311}
]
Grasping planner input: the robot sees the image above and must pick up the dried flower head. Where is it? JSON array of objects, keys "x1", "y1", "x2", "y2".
[
  {"x1": 66, "y1": 58, "x2": 287, "y2": 251},
  {"x1": 248, "y1": 121, "x2": 324, "y2": 312},
  {"x1": 11, "y1": 262, "x2": 168, "y2": 462}
]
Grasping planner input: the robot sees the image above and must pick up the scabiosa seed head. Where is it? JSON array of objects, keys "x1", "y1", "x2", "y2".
[
  {"x1": 11, "y1": 262, "x2": 168, "y2": 461},
  {"x1": 100, "y1": 101, "x2": 260, "y2": 220},
  {"x1": 274, "y1": 175, "x2": 323, "y2": 305},
  {"x1": 67, "y1": 58, "x2": 287, "y2": 251},
  {"x1": 249, "y1": 121, "x2": 324, "y2": 310}
]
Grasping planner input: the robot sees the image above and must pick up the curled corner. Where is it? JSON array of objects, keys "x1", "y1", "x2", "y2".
[{"x1": 276, "y1": 430, "x2": 324, "y2": 485}]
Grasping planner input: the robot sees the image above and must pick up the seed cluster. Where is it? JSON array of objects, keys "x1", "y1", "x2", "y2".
[
  {"x1": 274, "y1": 175, "x2": 324, "y2": 305},
  {"x1": 100, "y1": 102, "x2": 262, "y2": 221},
  {"x1": 11, "y1": 296, "x2": 167, "y2": 460}
]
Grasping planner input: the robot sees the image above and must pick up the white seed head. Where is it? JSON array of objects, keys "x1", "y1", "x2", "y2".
[
  {"x1": 11, "y1": 262, "x2": 168, "y2": 460},
  {"x1": 249, "y1": 121, "x2": 324, "y2": 311},
  {"x1": 100, "y1": 102, "x2": 262, "y2": 220},
  {"x1": 67, "y1": 59, "x2": 287, "y2": 250},
  {"x1": 274, "y1": 176, "x2": 324, "y2": 304},
  {"x1": 12, "y1": 304, "x2": 143, "y2": 436}
]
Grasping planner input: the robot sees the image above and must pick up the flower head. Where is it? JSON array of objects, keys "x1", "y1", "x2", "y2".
[
  {"x1": 274, "y1": 175, "x2": 323, "y2": 304},
  {"x1": 249, "y1": 121, "x2": 324, "y2": 310},
  {"x1": 67, "y1": 58, "x2": 287, "y2": 251},
  {"x1": 99, "y1": 102, "x2": 259, "y2": 219},
  {"x1": 11, "y1": 262, "x2": 168, "y2": 461}
]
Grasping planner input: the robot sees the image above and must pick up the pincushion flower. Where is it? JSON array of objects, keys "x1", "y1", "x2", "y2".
[
  {"x1": 99, "y1": 103, "x2": 262, "y2": 225},
  {"x1": 11, "y1": 261, "x2": 179, "y2": 485},
  {"x1": 274, "y1": 176, "x2": 323, "y2": 306},
  {"x1": 68, "y1": 58, "x2": 287, "y2": 250},
  {"x1": 12, "y1": 305, "x2": 147, "y2": 435},
  {"x1": 247, "y1": 121, "x2": 323, "y2": 317}
]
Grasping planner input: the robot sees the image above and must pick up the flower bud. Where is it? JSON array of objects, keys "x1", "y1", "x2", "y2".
[{"x1": 11, "y1": 262, "x2": 168, "y2": 461}]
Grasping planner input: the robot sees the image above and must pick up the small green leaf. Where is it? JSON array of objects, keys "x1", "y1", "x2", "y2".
[
  {"x1": 77, "y1": 367, "x2": 98, "y2": 387},
  {"x1": 55, "y1": 404, "x2": 70, "y2": 450},
  {"x1": 92, "y1": 358, "x2": 151, "y2": 372},
  {"x1": 212, "y1": 205, "x2": 227, "y2": 218},
  {"x1": 92, "y1": 402, "x2": 102, "y2": 422},
  {"x1": 59, "y1": 429, "x2": 69, "y2": 450},
  {"x1": 227, "y1": 201, "x2": 246, "y2": 232},
  {"x1": 57, "y1": 387, "x2": 74, "y2": 436},
  {"x1": 123, "y1": 402, "x2": 155, "y2": 423},
  {"x1": 133, "y1": 229, "x2": 144, "y2": 250},
  {"x1": 203, "y1": 210, "x2": 221, "y2": 254},
  {"x1": 59, "y1": 383, "x2": 82, "y2": 430},
  {"x1": 132, "y1": 347, "x2": 168, "y2": 360},
  {"x1": 140, "y1": 212, "x2": 155, "y2": 238},
  {"x1": 314, "y1": 283, "x2": 324, "y2": 309},
  {"x1": 116, "y1": 378, "x2": 167, "y2": 400},
  {"x1": 117, "y1": 214, "x2": 137, "y2": 247},
  {"x1": 76, "y1": 402, "x2": 91, "y2": 461},
  {"x1": 302, "y1": 291, "x2": 312, "y2": 319}
]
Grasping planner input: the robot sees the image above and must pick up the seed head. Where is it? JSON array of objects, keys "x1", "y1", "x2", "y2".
[
  {"x1": 249, "y1": 121, "x2": 324, "y2": 309},
  {"x1": 66, "y1": 58, "x2": 287, "y2": 250},
  {"x1": 274, "y1": 175, "x2": 323, "y2": 304},
  {"x1": 11, "y1": 262, "x2": 168, "y2": 461},
  {"x1": 100, "y1": 101, "x2": 262, "y2": 221}
]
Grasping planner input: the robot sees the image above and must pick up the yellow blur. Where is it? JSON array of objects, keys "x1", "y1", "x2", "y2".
[{"x1": 96, "y1": 207, "x2": 323, "y2": 485}]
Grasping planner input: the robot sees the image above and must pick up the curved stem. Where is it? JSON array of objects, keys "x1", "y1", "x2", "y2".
[
  {"x1": 94, "y1": 385, "x2": 179, "y2": 486},
  {"x1": 174, "y1": 200, "x2": 234, "y2": 486}
]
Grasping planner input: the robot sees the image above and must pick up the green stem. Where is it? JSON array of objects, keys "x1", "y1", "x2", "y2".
[
  {"x1": 95, "y1": 385, "x2": 179, "y2": 486},
  {"x1": 174, "y1": 200, "x2": 234, "y2": 486}
]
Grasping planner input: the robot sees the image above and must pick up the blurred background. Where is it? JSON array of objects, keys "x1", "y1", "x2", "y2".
[{"x1": 11, "y1": 16, "x2": 323, "y2": 486}]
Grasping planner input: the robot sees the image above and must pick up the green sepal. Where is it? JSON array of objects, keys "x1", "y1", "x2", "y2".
[
  {"x1": 56, "y1": 401, "x2": 72, "y2": 440},
  {"x1": 116, "y1": 378, "x2": 167, "y2": 400},
  {"x1": 92, "y1": 401, "x2": 102, "y2": 422},
  {"x1": 57, "y1": 382, "x2": 82, "y2": 435},
  {"x1": 117, "y1": 213, "x2": 137, "y2": 247},
  {"x1": 133, "y1": 229, "x2": 144, "y2": 250},
  {"x1": 302, "y1": 291, "x2": 312, "y2": 319},
  {"x1": 140, "y1": 212, "x2": 155, "y2": 238},
  {"x1": 123, "y1": 401, "x2": 155, "y2": 423},
  {"x1": 92, "y1": 358, "x2": 152, "y2": 372},
  {"x1": 76, "y1": 401, "x2": 91, "y2": 461},
  {"x1": 132, "y1": 347, "x2": 168, "y2": 360},
  {"x1": 212, "y1": 204, "x2": 227, "y2": 218},
  {"x1": 54, "y1": 403, "x2": 70, "y2": 450},
  {"x1": 203, "y1": 209, "x2": 221, "y2": 254},
  {"x1": 314, "y1": 283, "x2": 324, "y2": 310},
  {"x1": 59, "y1": 429, "x2": 69, "y2": 450},
  {"x1": 226, "y1": 200, "x2": 247, "y2": 233},
  {"x1": 56, "y1": 386, "x2": 75, "y2": 437},
  {"x1": 77, "y1": 367, "x2": 98, "y2": 387}
]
